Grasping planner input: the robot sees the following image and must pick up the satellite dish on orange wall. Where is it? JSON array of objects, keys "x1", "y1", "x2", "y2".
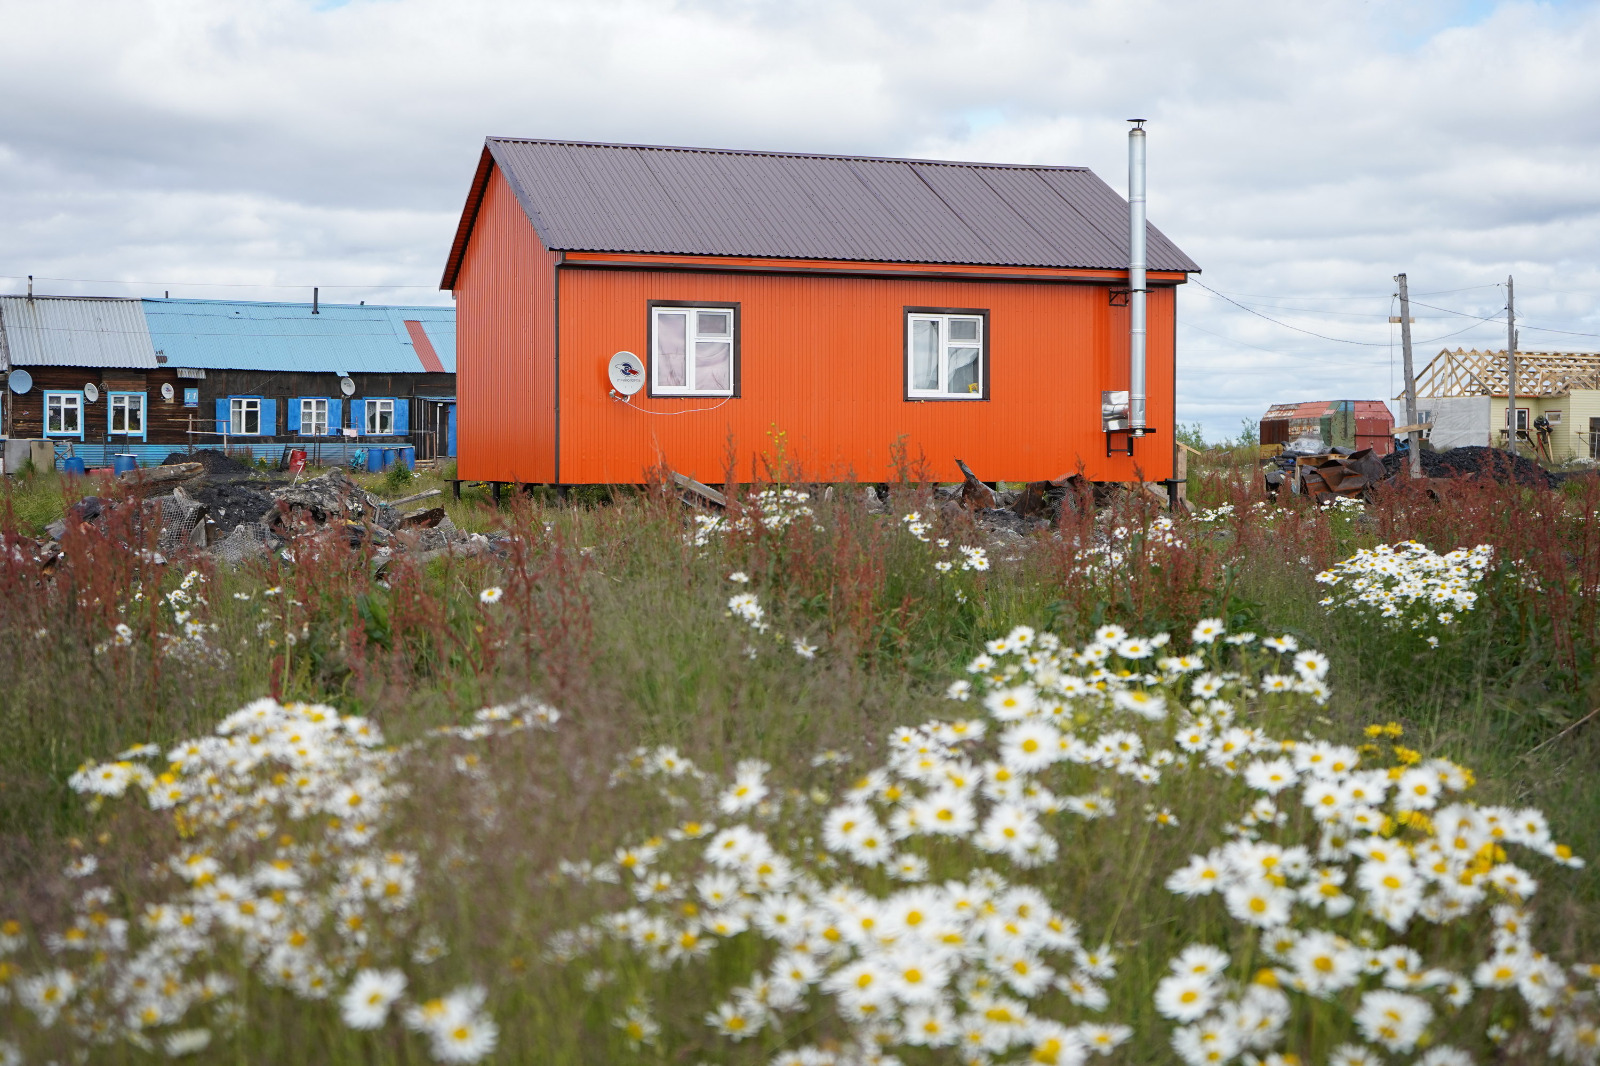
[{"x1": 608, "y1": 351, "x2": 644, "y2": 396}]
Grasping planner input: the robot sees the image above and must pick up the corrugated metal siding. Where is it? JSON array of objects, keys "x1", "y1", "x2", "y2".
[
  {"x1": 142, "y1": 300, "x2": 456, "y2": 374},
  {"x1": 480, "y1": 139, "x2": 1198, "y2": 273},
  {"x1": 0, "y1": 296, "x2": 158, "y2": 368},
  {"x1": 553, "y1": 268, "x2": 1174, "y2": 485},
  {"x1": 49, "y1": 442, "x2": 380, "y2": 470},
  {"x1": 454, "y1": 167, "x2": 558, "y2": 483}
]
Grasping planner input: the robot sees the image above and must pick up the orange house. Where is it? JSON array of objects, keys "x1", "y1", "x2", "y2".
[{"x1": 440, "y1": 138, "x2": 1198, "y2": 486}]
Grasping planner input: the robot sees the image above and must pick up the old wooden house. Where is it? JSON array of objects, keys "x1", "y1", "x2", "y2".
[
  {"x1": 0, "y1": 296, "x2": 455, "y2": 468},
  {"x1": 440, "y1": 137, "x2": 1199, "y2": 487}
]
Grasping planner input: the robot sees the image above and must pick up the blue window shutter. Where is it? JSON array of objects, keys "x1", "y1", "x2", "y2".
[
  {"x1": 286, "y1": 398, "x2": 301, "y2": 432},
  {"x1": 393, "y1": 400, "x2": 408, "y2": 436},
  {"x1": 260, "y1": 399, "x2": 277, "y2": 436},
  {"x1": 215, "y1": 398, "x2": 229, "y2": 434},
  {"x1": 328, "y1": 398, "x2": 342, "y2": 435},
  {"x1": 351, "y1": 400, "x2": 365, "y2": 435}
]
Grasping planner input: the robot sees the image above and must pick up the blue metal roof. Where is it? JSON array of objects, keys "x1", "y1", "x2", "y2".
[{"x1": 141, "y1": 298, "x2": 455, "y2": 374}]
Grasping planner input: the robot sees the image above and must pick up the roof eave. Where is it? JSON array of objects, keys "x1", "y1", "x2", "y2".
[{"x1": 439, "y1": 147, "x2": 497, "y2": 291}]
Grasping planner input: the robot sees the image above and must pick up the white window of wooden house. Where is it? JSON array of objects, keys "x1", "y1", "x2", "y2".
[
  {"x1": 45, "y1": 392, "x2": 82, "y2": 436},
  {"x1": 231, "y1": 397, "x2": 261, "y2": 435},
  {"x1": 651, "y1": 305, "x2": 736, "y2": 396},
  {"x1": 906, "y1": 311, "x2": 986, "y2": 400},
  {"x1": 109, "y1": 393, "x2": 146, "y2": 436},
  {"x1": 300, "y1": 398, "x2": 329, "y2": 436},
  {"x1": 365, "y1": 398, "x2": 395, "y2": 435}
]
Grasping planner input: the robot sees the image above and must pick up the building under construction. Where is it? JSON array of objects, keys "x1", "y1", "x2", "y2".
[{"x1": 1406, "y1": 347, "x2": 1600, "y2": 460}]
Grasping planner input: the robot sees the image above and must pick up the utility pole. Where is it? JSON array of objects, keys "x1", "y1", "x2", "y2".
[
  {"x1": 1395, "y1": 273, "x2": 1421, "y2": 478},
  {"x1": 1506, "y1": 275, "x2": 1518, "y2": 453}
]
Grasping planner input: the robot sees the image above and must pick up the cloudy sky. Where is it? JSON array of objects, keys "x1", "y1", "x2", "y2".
[{"x1": 3, "y1": 0, "x2": 1598, "y2": 438}]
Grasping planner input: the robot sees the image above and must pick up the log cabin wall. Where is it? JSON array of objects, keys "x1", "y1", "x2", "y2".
[{"x1": 6, "y1": 367, "x2": 454, "y2": 463}]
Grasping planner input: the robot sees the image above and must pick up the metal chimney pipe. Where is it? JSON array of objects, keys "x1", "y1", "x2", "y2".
[{"x1": 1127, "y1": 120, "x2": 1148, "y2": 430}]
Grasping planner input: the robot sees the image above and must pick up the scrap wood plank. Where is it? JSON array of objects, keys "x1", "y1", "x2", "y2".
[
  {"x1": 117, "y1": 462, "x2": 202, "y2": 485},
  {"x1": 384, "y1": 488, "x2": 444, "y2": 507},
  {"x1": 672, "y1": 471, "x2": 726, "y2": 507},
  {"x1": 1393, "y1": 422, "x2": 1434, "y2": 434}
]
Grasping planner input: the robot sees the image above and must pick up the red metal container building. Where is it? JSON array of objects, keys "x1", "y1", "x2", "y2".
[
  {"x1": 1260, "y1": 400, "x2": 1395, "y2": 455},
  {"x1": 440, "y1": 139, "x2": 1199, "y2": 486}
]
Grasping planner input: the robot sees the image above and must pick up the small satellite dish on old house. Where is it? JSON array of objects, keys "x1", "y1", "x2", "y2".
[
  {"x1": 7, "y1": 369, "x2": 32, "y2": 394},
  {"x1": 339, "y1": 376, "x2": 356, "y2": 397},
  {"x1": 83, "y1": 383, "x2": 99, "y2": 403},
  {"x1": 608, "y1": 351, "x2": 644, "y2": 396},
  {"x1": 161, "y1": 382, "x2": 176, "y2": 401}
]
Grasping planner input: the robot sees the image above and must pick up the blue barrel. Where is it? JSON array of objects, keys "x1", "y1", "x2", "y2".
[
  {"x1": 396, "y1": 446, "x2": 415, "y2": 471},
  {"x1": 365, "y1": 448, "x2": 382, "y2": 472},
  {"x1": 380, "y1": 447, "x2": 396, "y2": 470},
  {"x1": 61, "y1": 456, "x2": 86, "y2": 476},
  {"x1": 112, "y1": 454, "x2": 139, "y2": 475}
]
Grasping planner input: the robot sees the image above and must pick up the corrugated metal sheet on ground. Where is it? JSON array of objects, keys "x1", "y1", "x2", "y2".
[
  {"x1": 0, "y1": 296, "x2": 159, "y2": 368},
  {"x1": 141, "y1": 299, "x2": 456, "y2": 374},
  {"x1": 482, "y1": 139, "x2": 1199, "y2": 272},
  {"x1": 54, "y1": 442, "x2": 376, "y2": 470}
]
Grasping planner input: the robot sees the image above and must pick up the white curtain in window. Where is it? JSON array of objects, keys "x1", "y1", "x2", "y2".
[
  {"x1": 657, "y1": 312, "x2": 687, "y2": 387},
  {"x1": 911, "y1": 319, "x2": 939, "y2": 390},
  {"x1": 696, "y1": 342, "x2": 731, "y2": 391},
  {"x1": 947, "y1": 347, "x2": 980, "y2": 394}
]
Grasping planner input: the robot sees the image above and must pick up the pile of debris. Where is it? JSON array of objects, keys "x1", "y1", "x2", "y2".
[
  {"x1": 27, "y1": 456, "x2": 491, "y2": 570},
  {"x1": 214, "y1": 469, "x2": 488, "y2": 566},
  {"x1": 1379, "y1": 445, "x2": 1557, "y2": 489},
  {"x1": 1264, "y1": 441, "x2": 1573, "y2": 502},
  {"x1": 158, "y1": 449, "x2": 281, "y2": 539},
  {"x1": 926, "y1": 461, "x2": 1092, "y2": 538},
  {"x1": 1267, "y1": 448, "x2": 1390, "y2": 501}
]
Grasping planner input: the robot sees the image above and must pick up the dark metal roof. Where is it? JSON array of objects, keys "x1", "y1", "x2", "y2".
[{"x1": 440, "y1": 138, "x2": 1198, "y2": 287}]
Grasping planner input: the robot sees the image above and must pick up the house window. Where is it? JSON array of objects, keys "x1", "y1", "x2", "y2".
[
  {"x1": 1505, "y1": 407, "x2": 1530, "y2": 433},
  {"x1": 300, "y1": 398, "x2": 329, "y2": 436},
  {"x1": 365, "y1": 399, "x2": 396, "y2": 435},
  {"x1": 906, "y1": 309, "x2": 987, "y2": 400},
  {"x1": 1544, "y1": 410, "x2": 1562, "y2": 425},
  {"x1": 109, "y1": 393, "x2": 146, "y2": 437},
  {"x1": 1591, "y1": 418, "x2": 1600, "y2": 460},
  {"x1": 45, "y1": 392, "x2": 83, "y2": 437},
  {"x1": 650, "y1": 303, "x2": 738, "y2": 396},
  {"x1": 231, "y1": 397, "x2": 262, "y2": 435}
]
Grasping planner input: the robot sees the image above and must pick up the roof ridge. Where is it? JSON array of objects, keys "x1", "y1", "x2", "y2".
[{"x1": 482, "y1": 136, "x2": 1091, "y2": 172}]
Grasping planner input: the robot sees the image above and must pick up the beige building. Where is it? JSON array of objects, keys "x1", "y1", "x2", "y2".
[{"x1": 1406, "y1": 348, "x2": 1600, "y2": 461}]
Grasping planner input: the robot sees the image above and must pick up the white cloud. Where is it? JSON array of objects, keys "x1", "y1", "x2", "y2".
[{"x1": 2, "y1": 0, "x2": 1598, "y2": 438}]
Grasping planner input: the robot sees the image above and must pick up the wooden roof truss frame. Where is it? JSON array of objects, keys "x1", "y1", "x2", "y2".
[{"x1": 1411, "y1": 348, "x2": 1600, "y2": 398}]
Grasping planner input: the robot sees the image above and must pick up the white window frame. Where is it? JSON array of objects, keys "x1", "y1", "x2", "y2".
[
  {"x1": 365, "y1": 398, "x2": 396, "y2": 435},
  {"x1": 45, "y1": 391, "x2": 83, "y2": 437},
  {"x1": 300, "y1": 397, "x2": 329, "y2": 436},
  {"x1": 230, "y1": 397, "x2": 262, "y2": 436},
  {"x1": 905, "y1": 310, "x2": 987, "y2": 400},
  {"x1": 649, "y1": 304, "x2": 737, "y2": 397},
  {"x1": 109, "y1": 392, "x2": 147, "y2": 438}
]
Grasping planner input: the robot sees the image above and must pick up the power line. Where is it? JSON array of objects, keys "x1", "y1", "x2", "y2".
[
  {"x1": 1191, "y1": 280, "x2": 1392, "y2": 346},
  {"x1": 1192, "y1": 279, "x2": 1515, "y2": 349},
  {"x1": 1518, "y1": 323, "x2": 1600, "y2": 340}
]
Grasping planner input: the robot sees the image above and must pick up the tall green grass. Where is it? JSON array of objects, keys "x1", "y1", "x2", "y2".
[{"x1": 1, "y1": 459, "x2": 1597, "y2": 1062}]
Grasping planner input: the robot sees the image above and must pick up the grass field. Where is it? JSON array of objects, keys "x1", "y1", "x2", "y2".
[{"x1": 2, "y1": 453, "x2": 1598, "y2": 1065}]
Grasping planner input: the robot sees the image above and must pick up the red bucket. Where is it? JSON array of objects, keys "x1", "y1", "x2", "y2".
[{"x1": 288, "y1": 449, "x2": 307, "y2": 474}]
